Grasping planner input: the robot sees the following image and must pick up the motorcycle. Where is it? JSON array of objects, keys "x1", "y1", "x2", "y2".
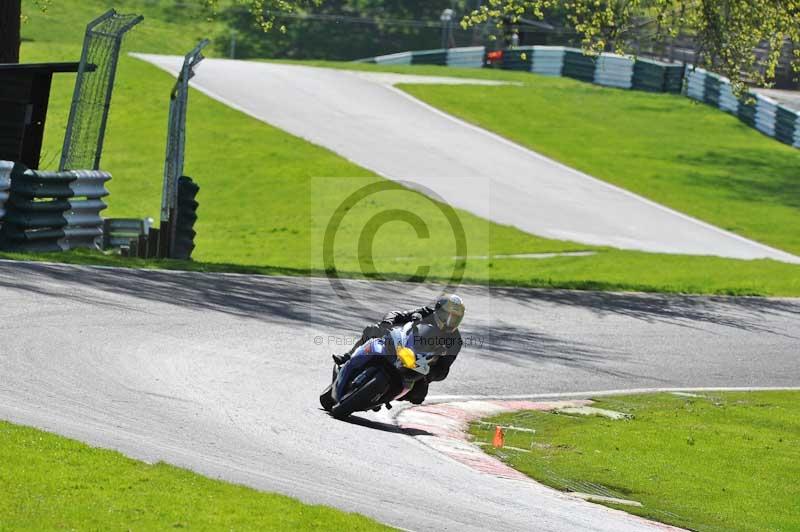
[{"x1": 319, "y1": 321, "x2": 438, "y2": 419}]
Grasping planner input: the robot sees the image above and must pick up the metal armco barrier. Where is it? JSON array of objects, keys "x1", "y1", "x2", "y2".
[
  {"x1": 663, "y1": 64, "x2": 685, "y2": 93},
  {"x1": 367, "y1": 46, "x2": 682, "y2": 94},
  {"x1": 684, "y1": 66, "x2": 800, "y2": 148},
  {"x1": 498, "y1": 47, "x2": 533, "y2": 71},
  {"x1": 738, "y1": 97, "x2": 758, "y2": 128},
  {"x1": 685, "y1": 68, "x2": 706, "y2": 100},
  {"x1": 793, "y1": 115, "x2": 800, "y2": 148},
  {"x1": 562, "y1": 49, "x2": 596, "y2": 83},
  {"x1": 594, "y1": 54, "x2": 634, "y2": 89},
  {"x1": 0, "y1": 161, "x2": 11, "y2": 222},
  {"x1": 411, "y1": 49, "x2": 447, "y2": 66},
  {"x1": 102, "y1": 218, "x2": 150, "y2": 249},
  {"x1": 446, "y1": 47, "x2": 484, "y2": 68},
  {"x1": 703, "y1": 73, "x2": 721, "y2": 106},
  {"x1": 718, "y1": 80, "x2": 739, "y2": 114},
  {"x1": 0, "y1": 165, "x2": 110, "y2": 252},
  {"x1": 531, "y1": 47, "x2": 565, "y2": 76},
  {"x1": 632, "y1": 57, "x2": 683, "y2": 93},
  {"x1": 755, "y1": 95, "x2": 777, "y2": 137},
  {"x1": 774, "y1": 106, "x2": 796, "y2": 145},
  {"x1": 370, "y1": 51, "x2": 412, "y2": 65}
]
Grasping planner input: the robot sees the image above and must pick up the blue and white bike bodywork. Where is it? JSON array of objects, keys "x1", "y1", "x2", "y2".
[{"x1": 319, "y1": 322, "x2": 434, "y2": 419}]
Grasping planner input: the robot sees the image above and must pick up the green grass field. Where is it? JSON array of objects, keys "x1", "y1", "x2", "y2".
[
  {"x1": 13, "y1": 1, "x2": 800, "y2": 296},
  {"x1": 470, "y1": 392, "x2": 800, "y2": 531},
  {"x1": 0, "y1": 420, "x2": 390, "y2": 530},
  {"x1": 21, "y1": 0, "x2": 222, "y2": 55}
]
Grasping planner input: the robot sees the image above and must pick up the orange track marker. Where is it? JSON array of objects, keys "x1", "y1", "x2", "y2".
[{"x1": 492, "y1": 425, "x2": 505, "y2": 448}]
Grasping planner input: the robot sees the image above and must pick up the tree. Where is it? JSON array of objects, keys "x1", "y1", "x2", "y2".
[
  {"x1": 209, "y1": 0, "x2": 800, "y2": 92},
  {"x1": 1, "y1": 0, "x2": 51, "y2": 63},
  {"x1": 0, "y1": 0, "x2": 22, "y2": 63},
  {"x1": 7, "y1": 0, "x2": 797, "y2": 93},
  {"x1": 461, "y1": 0, "x2": 800, "y2": 93},
  {"x1": 205, "y1": 0, "x2": 323, "y2": 32},
  {"x1": 215, "y1": 0, "x2": 469, "y2": 61},
  {"x1": 2, "y1": 0, "x2": 310, "y2": 64}
]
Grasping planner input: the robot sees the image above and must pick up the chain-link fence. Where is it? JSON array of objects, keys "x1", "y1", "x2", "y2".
[{"x1": 60, "y1": 9, "x2": 142, "y2": 171}]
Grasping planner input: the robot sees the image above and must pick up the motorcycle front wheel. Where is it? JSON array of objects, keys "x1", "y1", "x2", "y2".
[
  {"x1": 330, "y1": 367, "x2": 388, "y2": 420},
  {"x1": 319, "y1": 384, "x2": 335, "y2": 411}
]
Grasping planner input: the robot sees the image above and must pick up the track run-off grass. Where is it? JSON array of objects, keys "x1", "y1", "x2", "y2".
[
  {"x1": 470, "y1": 391, "x2": 800, "y2": 531},
  {"x1": 293, "y1": 60, "x2": 800, "y2": 257},
  {"x1": 15, "y1": 2, "x2": 800, "y2": 296},
  {"x1": 0, "y1": 420, "x2": 391, "y2": 530}
]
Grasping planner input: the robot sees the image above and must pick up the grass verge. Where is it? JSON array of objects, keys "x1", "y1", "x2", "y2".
[
  {"x1": 470, "y1": 392, "x2": 800, "y2": 531},
  {"x1": 0, "y1": 420, "x2": 390, "y2": 530},
  {"x1": 21, "y1": 0, "x2": 223, "y2": 55}
]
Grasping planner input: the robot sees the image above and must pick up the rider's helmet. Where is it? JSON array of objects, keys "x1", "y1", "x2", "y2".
[{"x1": 433, "y1": 294, "x2": 465, "y2": 332}]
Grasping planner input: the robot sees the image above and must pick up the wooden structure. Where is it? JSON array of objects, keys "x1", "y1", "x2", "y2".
[{"x1": 0, "y1": 62, "x2": 82, "y2": 169}]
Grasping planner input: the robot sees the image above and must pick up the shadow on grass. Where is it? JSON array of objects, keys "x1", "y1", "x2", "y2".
[{"x1": 676, "y1": 148, "x2": 800, "y2": 211}]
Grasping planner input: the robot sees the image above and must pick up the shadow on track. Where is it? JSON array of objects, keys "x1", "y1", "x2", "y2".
[
  {"x1": 490, "y1": 286, "x2": 800, "y2": 337},
  {"x1": 323, "y1": 410, "x2": 433, "y2": 437},
  {"x1": 2, "y1": 261, "x2": 798, "y2": 346},
  {"x1": 469, "y1": 322, "x2": 659, "y2": 381}
]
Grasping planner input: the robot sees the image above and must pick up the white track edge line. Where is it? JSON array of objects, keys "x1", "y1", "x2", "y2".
[
  {"x1": 425, "y1": 386, "x2": 800, "y2": 403},
  {"x1": 383, "y1": 84, "x2": 800, "y2": 263}
]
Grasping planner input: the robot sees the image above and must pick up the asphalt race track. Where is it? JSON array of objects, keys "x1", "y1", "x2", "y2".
[
  {"x1": 134, "y1": 55, "x2": 799, "y2": 264},
  {"x1": 1, "y1": 261, "x2": 798, "y2": 530}
]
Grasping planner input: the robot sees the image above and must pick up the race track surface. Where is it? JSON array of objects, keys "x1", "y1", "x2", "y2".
[
  {"x1": 1, "y1": 261, "x2": 798, "y2": 531},
  {"x1": 134, "y1": 54, "x2": 799, "y2": 263}
]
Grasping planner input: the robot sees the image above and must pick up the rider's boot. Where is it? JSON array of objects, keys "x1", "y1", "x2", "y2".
[{"x1": 401, "y1": 380, "x2": 429, "y2": 405}]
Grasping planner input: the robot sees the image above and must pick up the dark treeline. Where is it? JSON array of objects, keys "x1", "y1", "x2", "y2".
[{"x1": 215, "y1": 1, "x2": 489, "y2": 61}]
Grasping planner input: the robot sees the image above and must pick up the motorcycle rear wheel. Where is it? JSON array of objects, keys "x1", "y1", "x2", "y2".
[{"x1": 331, "y1": 367, "x2": 388, "y2": 420}]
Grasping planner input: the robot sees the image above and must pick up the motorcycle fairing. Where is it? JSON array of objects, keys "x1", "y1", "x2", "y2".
[{"x1": 332, "y1": 339, "x2": 389, "y2": 402}]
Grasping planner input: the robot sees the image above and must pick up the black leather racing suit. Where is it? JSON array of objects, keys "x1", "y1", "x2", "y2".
[{"x1": 345, "y1": 306, "x2": 462, "y2": 404}]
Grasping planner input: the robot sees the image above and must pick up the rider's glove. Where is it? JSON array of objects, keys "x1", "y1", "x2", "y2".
[{"x1": 410, "y1": 312, "x2": 423, "y2": 324}]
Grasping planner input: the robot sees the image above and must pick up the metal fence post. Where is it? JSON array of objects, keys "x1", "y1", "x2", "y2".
[{"x1": 160, "y1": 40, "x2": 208, "y2": 259}]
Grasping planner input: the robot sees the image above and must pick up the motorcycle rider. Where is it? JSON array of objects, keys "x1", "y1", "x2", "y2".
[{"x1": 332, "y1": 294, "x2": 465, "y2": 405}]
